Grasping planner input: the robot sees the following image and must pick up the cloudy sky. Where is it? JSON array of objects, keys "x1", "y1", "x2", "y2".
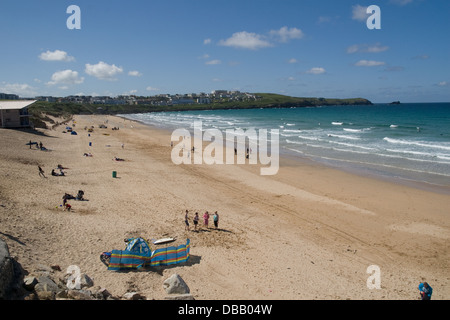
[{"x1": 0, "y1": 0, "x2": 449, "y2": 102}]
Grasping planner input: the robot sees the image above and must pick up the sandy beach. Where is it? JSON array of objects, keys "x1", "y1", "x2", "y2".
[{"x1": 0, "y1": 114, "x2": 449, "y2": 300}]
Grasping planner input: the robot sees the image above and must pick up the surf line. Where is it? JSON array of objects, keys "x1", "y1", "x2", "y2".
[{"x1": 170, "y1": 120, "x2": 280, "y2": 175}]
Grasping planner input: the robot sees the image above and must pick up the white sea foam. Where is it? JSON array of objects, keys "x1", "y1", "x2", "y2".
[
  {"x1": 383, "y1": 137, "x2": 450, "y2": 151},
  {"x1": 283, "y1": 129, "x2": 303, "y2": 133},
  {"x1": 343, "y1": 128, "x2": 369, "y2": 133}
]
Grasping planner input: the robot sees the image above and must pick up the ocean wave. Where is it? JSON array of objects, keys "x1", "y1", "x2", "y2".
[
  {"x1": 328, "y1": 141, "x2": 376, "y2": 151},
  {"x1": 283, "y1": 129, "x2": 303, "y2": 133},
  {"x1": 286, "y1": 139, "x2": 306, "y2": 145},
  {"x1": 383, "y1": 137, "x2": 450, "y2": 151},
  {"x1": 343, "y1": 128, "x2": 371, "y2": 133},
  {"x1": 281, "y1": 133, "x2": 302, "y2": 137},
  {"x1": 327, "y1": 134, "x2": 361, "y2": 141},
  {"x1": 297, "y1": 135, "x2": 323, "y2": 142}
]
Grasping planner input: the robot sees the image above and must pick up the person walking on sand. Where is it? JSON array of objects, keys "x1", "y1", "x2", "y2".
[
  {"x1": 203, "y1": 211, "x2": 210, "y2": 228},
  {"x1": 38, "y1": 166, "x2": 46, "y2": 178},
  {"x1": 184, "y1": 210, "x2": 190, "y2": 231},
  {"x1": 213, "y1": 211, "x2": 219, "y2": 229},
  {"x1": 193, "y1": 212, "x2": 199, "y2": 231}
]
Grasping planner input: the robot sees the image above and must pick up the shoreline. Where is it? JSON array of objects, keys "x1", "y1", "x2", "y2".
[
  {"x1": 118, "y1": 114, "x2": 450, "y2": 196},
  {"x1": 1, "y1": 114, "x2": 449, "y2": 300}
]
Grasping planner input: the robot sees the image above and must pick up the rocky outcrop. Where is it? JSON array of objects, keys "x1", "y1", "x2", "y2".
[
  {"x1": 0, "y1": 239, "x2": 14, "y2": 299},
  {"x1": 2, "y1": 240, "x2": 196, "y2": 300}
]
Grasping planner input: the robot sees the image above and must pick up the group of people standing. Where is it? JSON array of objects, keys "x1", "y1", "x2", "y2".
[{"x1": 184, "y1": 209, "x2": 219, "y2": 232}]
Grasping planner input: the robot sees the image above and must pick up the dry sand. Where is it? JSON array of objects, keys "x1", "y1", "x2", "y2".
[{"x1": 0, "y1": 114, "x2": 449, "y2": 300}]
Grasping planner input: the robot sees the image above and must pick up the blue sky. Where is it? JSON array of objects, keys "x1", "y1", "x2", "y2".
[{"x1": 0, "y1": 0, "x2": 449, "y2": 103}]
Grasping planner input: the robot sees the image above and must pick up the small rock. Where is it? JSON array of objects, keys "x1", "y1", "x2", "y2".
[
  {"x1": 51, "y1": 265, "x2": 62, "y2": 271},
  {"x1": 79, "y1": 273, "x2": 94, "y2": 289},
  {"x1": 55, "y1": 290, "x2": 68, "y2": 299},
  {"x1": 93, "y1": 287, "x2": 111, "y2": 300},
  {"x1": 35, "y1": 276, "x2": 60, "y2": 293},
  {"x1": 36, "y1": 291, "x2": 55, "y2": 300},
  {"x1": 123, "y1": 292, "x2": 143, "y2": 300},
  {"x1": 67, "y1": 289, "x2": 93, "y2": 300},
  {"x1": 164, "y1": 294, "x2": 195, "y2": 300},
  {"x1": 23, "y1": 276, "x2": 38, "y2": 291},
  {"x1": 163, "y1": 274, "x2": 190, "y2": 295}
]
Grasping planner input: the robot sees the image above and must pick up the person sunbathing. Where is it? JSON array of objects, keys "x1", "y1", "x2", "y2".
[{"x1": 52, "y1": 169, "x2": 65, "y2": 176}]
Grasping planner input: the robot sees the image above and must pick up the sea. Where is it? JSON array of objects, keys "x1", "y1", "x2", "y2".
[{"x1": 120, "y1": 103, "x2": 450, "y2": 192}]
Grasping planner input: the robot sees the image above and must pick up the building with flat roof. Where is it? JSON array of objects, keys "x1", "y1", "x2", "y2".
[{"x1": 0, "y1": 100, "x2": 36, "y2": 128}]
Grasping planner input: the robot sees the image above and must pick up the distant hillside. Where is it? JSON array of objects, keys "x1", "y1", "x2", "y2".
[{"x1": 28, "y1": 94, "x2": 372, "y2": 128}]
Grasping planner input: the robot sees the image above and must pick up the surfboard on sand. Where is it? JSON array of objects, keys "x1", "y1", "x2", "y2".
[{"x1": 153, "y1": 237, "x2": 176, "y2": 245}]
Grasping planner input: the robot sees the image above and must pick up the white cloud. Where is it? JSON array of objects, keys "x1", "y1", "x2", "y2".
[
  {"x1": 354, "y1": 60, "x2": 386, "y2": 67},
  {"x1": 317, "y1": 16, "x2": 331, "y2": 24},
  {"x1": 128, "y1": 70, "x2": 142, "y2": 77},
  {"x1": 347, "y1": 43, "x2": 389, "y2": 54},
  {"x1": 352, "y1": 5, "x2": 368, "y2": 22},
  {"x1": 306, "y1": 67, "x2": 326, "y2": 75},
  {"x1": 85, "y1": 61, "x2": 123, "y2": 81},
  {"x1": 218, "y1": 27, "x2": 303, "y2": 50},
  {"x1": 39, "y1": 50, "x2": 75, "y2": 62},
  {"x1": 0, "y1": 82, "x2": 37, "y2": 97},
  {"x1": 218, "y1": 31, "x2": 272, "y2": 50},
  {"x1": 146, "y1": 86, "x2": 160, "y2": 91},
  {"x1": 204, "y1": 38, "x2": 212, "y2": 45},
  {"x1": 365, "y1": 44, "x2": 389, "y2": 53},
  {"x1": 47, "y1": 70, "x2": 84, "y2": 85},
  {"x1": 288, "y1": 58, "x2": 298, "y2": 64},
  {"x1": 205, "y1": 59, "x2": 221, "y2": 65},
  {"x1": 437, "y1": 81, "x2": 448, "y2": 87},
  {"x1": 269, "y1": 26, "x2": 304, "y2": 43}
]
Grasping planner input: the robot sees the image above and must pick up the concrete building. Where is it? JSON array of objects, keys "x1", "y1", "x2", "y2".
[
  {"x1": 0, "y1": 93, "x2": 19, "y2": 100},
  {"x1": 0, "y1": 100, "x2": 36, "y2": 128}
]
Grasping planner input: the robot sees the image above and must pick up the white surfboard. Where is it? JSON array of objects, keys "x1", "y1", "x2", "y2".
[{"x1": 153, "y1": 237, "x2": 176, "y2": 245}]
